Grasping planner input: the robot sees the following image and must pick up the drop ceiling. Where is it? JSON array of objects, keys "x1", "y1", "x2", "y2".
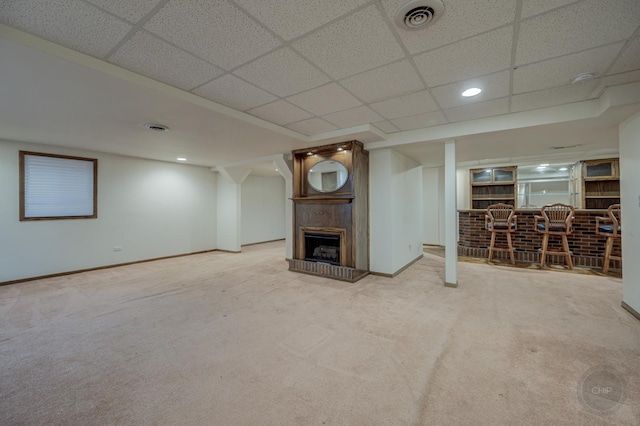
[{"x1": 1, "y1": 0, "x2": 640, "y2": 170}]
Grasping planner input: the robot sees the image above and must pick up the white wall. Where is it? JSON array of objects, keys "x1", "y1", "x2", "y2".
[
  {"x1": 0, "y1": 139, "x2": 217, "y2": 282},
  {"x1": 456, "y1": 169, "x2": 470, "y2": 210},
  {"x1": 241, "y1": 175, "x2": 285, "y2": 245},
  {"x1": 216, "y1": 176, "x2": 241, "y2": 252},
  {"x1": 619, "y1": 111, "x2": 640, "y2": 316},
  {"x1": 370, "y1": 149, "x2": 423, "y2": 275},
  {"x1": 422, "y1": 166, "x2": 445, "y2": 245}
]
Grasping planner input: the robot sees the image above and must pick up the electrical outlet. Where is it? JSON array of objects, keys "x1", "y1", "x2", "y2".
[{"x1": 113, "y1": 245, "x2": 122, "y2": 252}]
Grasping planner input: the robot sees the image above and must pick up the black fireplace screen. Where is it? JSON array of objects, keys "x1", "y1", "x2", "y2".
[{"x1": 304, "y1": 233, "x2": 340, "y2": 265}]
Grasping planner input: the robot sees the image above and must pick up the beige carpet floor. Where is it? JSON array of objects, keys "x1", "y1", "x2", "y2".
[{"x1": 0, "y1": 241, "x2": 638, "y2": 425}]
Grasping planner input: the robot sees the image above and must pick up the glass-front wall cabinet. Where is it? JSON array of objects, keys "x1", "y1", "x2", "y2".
[
  {"x1": 582, "y1": 158, "x2": 620, "y2": 209},
  {"x1": 470, "y1": 167, "x2": 516, "y2": 209}
]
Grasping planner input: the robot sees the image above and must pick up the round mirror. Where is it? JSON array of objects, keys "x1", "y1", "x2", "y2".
[{"x1": 307, "y1": 160, "x2": 348, "y2": 193}]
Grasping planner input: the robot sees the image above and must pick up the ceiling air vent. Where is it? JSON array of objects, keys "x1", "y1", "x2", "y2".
[
  {"x1": 144, "y1": 123, "x2": 169, "y2": 132},
  {"x1": 395, "y1": 0, "x2": 445, "y2": 30},
  {"x1": 550, "y1": 144, "x2": 582, "y2": 150}
]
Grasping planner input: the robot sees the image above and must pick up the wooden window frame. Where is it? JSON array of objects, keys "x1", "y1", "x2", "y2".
[{"x1": 19, "y1": 151, "x2": 98, "y2": 221}]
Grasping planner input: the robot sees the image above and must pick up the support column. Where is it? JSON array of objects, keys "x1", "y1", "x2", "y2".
[
  {"x1": 620, "y1": 110, "x2": 640, "y2": 320},
  {"x1": 216, "y1": 166, "x2": 251, "y2": 252},
  {"x1": 444, "y1": 140, "x2": 458, "y2": 288},
  {"x1": 273, "y1": 155, "x2": 293, "y2": 260}
]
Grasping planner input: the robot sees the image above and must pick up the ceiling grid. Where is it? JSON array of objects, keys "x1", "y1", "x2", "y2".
[{"x1": 1, "y1": 0, "x2": 639, "y2": 171}]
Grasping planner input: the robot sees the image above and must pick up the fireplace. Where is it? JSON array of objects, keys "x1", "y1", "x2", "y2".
[
  {"x1": 289, "y1": 141, "x2": 369, "y2": 282},
  {"x1": 305, "y1": 233, "x2": 340, "y2": 265}
]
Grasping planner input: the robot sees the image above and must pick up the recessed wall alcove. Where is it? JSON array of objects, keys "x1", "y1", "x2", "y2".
[{"x1": 288, "y1": 141, "x2": 369, "y2": 282}]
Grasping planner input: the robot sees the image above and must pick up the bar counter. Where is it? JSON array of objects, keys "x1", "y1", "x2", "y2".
[{"x1": 458, "y1": 209, "x2": 621, "y2": 270}]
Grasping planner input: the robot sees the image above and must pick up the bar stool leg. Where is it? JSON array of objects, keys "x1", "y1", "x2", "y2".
[
  {"x1": 561, "y1": 234, "x2": 573, "y2": 270},
  {"x1": 506, "y1": 231, "x2": 515, "y2": 264},
  {"x1": 540, "y1": 233, "x2": 549, "y2": 267},
  {"x1": 488, "y1": 231, "x2": 496, "y2": 262},
  {"x1": 603, "y1": 236, "x2": 614, "y2": 273}
]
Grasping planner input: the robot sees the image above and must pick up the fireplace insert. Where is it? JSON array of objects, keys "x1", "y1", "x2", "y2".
[{"x1": 304, "y1": 233, "x2": 340, "y2": 265}]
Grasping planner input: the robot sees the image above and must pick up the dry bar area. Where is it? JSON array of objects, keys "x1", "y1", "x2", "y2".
[
  {"x1": 457, "y1": 157, "x2": 623, "y2": 272},
  {"x1": 458, "y1": 209, "x2": 621, "y2": 271}
]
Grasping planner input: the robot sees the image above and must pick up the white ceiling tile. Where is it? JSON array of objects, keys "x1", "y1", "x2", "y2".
[
  {"x1": 143, "y1": 0, "x2": 281, "y2": 70},
  {"x1": 511, "y1": 82, "x2": 595, "y2": 112},
  {"x1": 234, "y1": 48, "x2": 330, "y2": 97},
  {"x1": 514, "y1": 43, "x2": 624, "y2": 94},
  {"x1": 110, "y1": 31, "x2": 223, "y2": 91},
  {"x1": 380, "y1": 0, "x2": 517, "y2": 54},
  {"x1": 591, "y1": 70, "x2": 640, "y2": 99},
  {"x1": 0, "y1": 0, "x2": 131, "y2": 58},
  {"x1": 520, "y1": 0, "x2": 579, "y2": 19},
  {"x1": 193, "y1": 74, "x2": 277, "y2": 111},
  {"x1": 444, "y1": 98, "x2": 509, "y2": 122},
  {"x1": 292, "y1": 5, "x2": 405, "y2": 79},
  {"x1": 516, "y1": 0, "x2": 640, "y2": 65},
  {"x1": 431, "y1": 70, "x2": 510, "y2": 109},
  {"x1": 369, "y1": 90, "x2": 438, "y2": 120},
  {"x1": 372, "y1": 121, "x2": 400, "y2": 134},
  {"x1": 608, "y1": 37, "x2": 640, "y2": 75},
  {"x1": 414, "y1": 26, "x2": 513, "y2": 87},
  {"x1": 84, "y1": 0, "x2": 162, "y2": 23},
  {"x1": 322, "y1": 105, "x2": 383, "y2": 128},
  {"x1": 234, "y1": 0, "x2": 368, "y2": 41},
  {"x1": 391, "y1": 111, "x2": 447, "y2": 131},
  {"x1": 286, "y1": 83, "x2": 362, "y2": 116},
  {"x1": 286, "y1": 118, "x2": 339, "y2": 136},
  {"x1": 340, "y1": 60, "x2": 424, "y2": 104},
  {"x1": 247, "y1": 100, "x2": 312, "y2": 125}
]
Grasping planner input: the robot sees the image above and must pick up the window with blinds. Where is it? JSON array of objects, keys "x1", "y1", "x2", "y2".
[{"x1": 20, "y1": 151, "x2": 97, "y2": 220}]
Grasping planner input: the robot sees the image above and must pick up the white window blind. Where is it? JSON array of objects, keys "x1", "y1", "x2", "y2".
[{"x1": 22, "y1": 152, "x2": 97, "y2": 219}]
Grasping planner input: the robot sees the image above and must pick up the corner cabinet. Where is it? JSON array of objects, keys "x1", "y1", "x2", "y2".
[
  {"x1": 470, "y1": 166, "x2": 517, "y2": 209},
  {"x1": 582, "y1": 158, "x2": 620, "y2": 209}
]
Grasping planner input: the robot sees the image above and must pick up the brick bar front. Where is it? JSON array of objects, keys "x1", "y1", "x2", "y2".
[{"x1": 458, "y1": 209, "x2": 621, "y2": 271}]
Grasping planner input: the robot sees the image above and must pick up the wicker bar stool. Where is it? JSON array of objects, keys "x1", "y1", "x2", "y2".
[
  {"x1": 596, "y1": 204, "x2": 621, "y2": 273},
  {"x1": 485, "y1": 203, "x2": 517, "y2": 264},
  {"x1": 535, "y1": 203, "x2": 575, "y2": 269}
]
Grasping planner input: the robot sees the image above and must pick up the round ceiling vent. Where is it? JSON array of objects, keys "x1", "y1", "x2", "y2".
[
  {"x1": 395, "y1": 0, "x2": 445, "y2": 30},
  {"x1": 144, "y1": 123, "x2": 169, "y2": 132}
]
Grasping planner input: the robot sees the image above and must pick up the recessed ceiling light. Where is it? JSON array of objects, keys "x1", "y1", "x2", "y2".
[
  {"x1": 176, "y1": 157, "x2": 187, "y2": 161},
  {"x1": 461, "y1": 87, "x2": 482, "y2": 97},
  {"x1": 559, "y1": 167, "x2": 568, "y2": 171},
  {"x1": 144, "y1": 123, "x2": 169, "y2": 132},
  {"x1": 307, "y1": 152, "x2": 313, "y2": 156},
  {"x1": 337, "y1": 147, "x2": 344, "y2": 151},
  {"x1": 275, "y1": 168, "x2": 279, "y2": 172}
]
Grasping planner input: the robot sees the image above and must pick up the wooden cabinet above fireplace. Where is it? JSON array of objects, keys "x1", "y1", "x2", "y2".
[
  {"x1": 289, "y1": 141, "x2": 369, "y2": 282},
  {"x1": 293, "y1": 142, "x2": 361, "y2": 199}
]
